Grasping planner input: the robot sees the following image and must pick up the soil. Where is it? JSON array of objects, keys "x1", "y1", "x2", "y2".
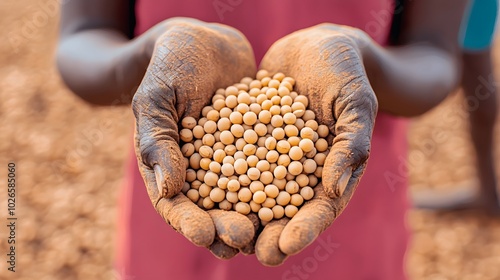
[{"x1": 0, "y1": 1, "x2": 499, "y2": 279}]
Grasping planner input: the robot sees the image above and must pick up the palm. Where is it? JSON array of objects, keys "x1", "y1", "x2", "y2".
[
  {"x1": 133, "y1": 18, "x2": 257, "y2": 256},
  {"x1": 255, "y1": 24, "x2": 377, "y2": 265}
]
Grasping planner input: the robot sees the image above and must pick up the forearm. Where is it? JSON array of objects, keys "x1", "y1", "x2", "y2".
[
  {"x1": 463, "y1": 50, "x2": 498, "y2": 126},
  {"x1": 463, "y1": 50, "x2": 498, "y2": 196},
  {"x1": 362, "y1": 42, "x2": 460, "y2": 116},
  {"x1": 57, "y1": 29, "x2": 150, "y2": 105}
]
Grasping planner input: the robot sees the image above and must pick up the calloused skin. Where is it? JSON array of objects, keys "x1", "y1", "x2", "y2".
[{"x1": 57, "y1": 0, "x2": 498, "y2": 266}]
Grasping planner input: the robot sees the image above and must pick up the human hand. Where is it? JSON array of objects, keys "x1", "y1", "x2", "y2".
[
  {"x1": 254, "y1": 24, "x2": 378, "y2": 265},
  {"x1": 132, "y1": 18, "x2": 258, "y2": 257}
]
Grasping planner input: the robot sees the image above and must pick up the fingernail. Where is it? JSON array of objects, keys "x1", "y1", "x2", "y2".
[
  {"x1": 337, "y1": 167, "x2": 352, "y2": 197},
  {"x1": 154, "y1": 164, "x2": 164, "y2": 195}
]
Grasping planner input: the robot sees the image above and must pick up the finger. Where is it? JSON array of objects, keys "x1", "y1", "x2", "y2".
[
  {"x1": 262, "y1": 28, "x2": 377, "y2": 199},
  {"x1": 208, "y1": 210, "x2": 255, "y2": 249},
  {"x1": 155, "y1": 194, "x2": 215, "y2": 247},
  {"x1": 277, "y1": 187, "x2": 334, "y2": 256},
  {"x1": 239, "y1": 213, "x2": 261, "y2": 255},
  {"x1": 322, "y1": 77, "x2": 377, "y2": 199},
  {"x1": 132, "y1": 73, "x2": 185, "y2": 199},
  {"x1": 209, "y1": 238, "x2": 239, "y2": 260},
  {"x1": 255, "y1": 218, "x2": 289, "y2": 266},
  {"x1": 140, "y1": 156, "x2": 214, "y2": 247},
  {"x1": 278, "y1": 180, "x2": 361, "y2": 256}
]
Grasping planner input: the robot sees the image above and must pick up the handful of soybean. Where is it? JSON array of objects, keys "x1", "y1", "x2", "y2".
[{"x1": 179, "y1": 70, "x2": 330, "y2": 224}]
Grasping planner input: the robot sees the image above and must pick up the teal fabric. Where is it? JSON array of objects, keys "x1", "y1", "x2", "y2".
[{"x1": 460, "y1": 0, "x2": 498, "y2": 51}]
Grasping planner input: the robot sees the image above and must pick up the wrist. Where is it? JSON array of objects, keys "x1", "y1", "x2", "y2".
[
  {"x1": 135, "y1": 17, "x2": 202, "y2": 64},
  {"x1": 108, "y1": 42, "x2": 145, "y2": 104},
  {"x1": 119, "y1": 20, "x2": 170, "y2": 83},
  {"x1": 133, "y1": 24, "x2": 163, "y2": 66}
]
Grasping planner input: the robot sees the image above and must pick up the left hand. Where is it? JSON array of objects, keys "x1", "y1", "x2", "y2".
[
  {"x1": 132, "y1": 18, "x2": 258, "y2": 258},
  {"x1": 254, "y1": 24, "x2": 378, "y2": 265}
]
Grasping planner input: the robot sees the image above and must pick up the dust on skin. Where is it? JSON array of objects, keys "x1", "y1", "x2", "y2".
[{"x1": 133, "y1": 18, "x2": 258, "y2": 258}]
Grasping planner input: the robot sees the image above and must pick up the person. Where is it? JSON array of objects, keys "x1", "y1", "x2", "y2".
[
  {"x1": 57, "y1": 0, "x2": 475, "y2": 279},
  {"x1": 411, "y1": 0, "x2": 499, "y2": 215}
]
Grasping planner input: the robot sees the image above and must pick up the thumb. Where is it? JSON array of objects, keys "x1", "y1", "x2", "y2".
[
  {"x1": 322, "y1": 77, "x2": 376, "y2": 199},
  {"x1": 135, "y1": 156, "x2": 216, "y2": 247},
  {"x1": 132, "y1": 71, "x2": 185, "y2": 201}
]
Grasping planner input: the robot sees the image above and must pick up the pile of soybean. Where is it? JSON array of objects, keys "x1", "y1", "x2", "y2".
[{"x1": 180, "y1": 70, "x2": 330, "y2": 224}]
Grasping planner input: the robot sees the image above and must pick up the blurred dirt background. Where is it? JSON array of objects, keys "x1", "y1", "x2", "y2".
[{"x1": 1, "y1": 1, "x2": 499, "y2": 279}]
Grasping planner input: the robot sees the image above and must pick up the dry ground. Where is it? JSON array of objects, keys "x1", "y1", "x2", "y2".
[{"x1": 0, "y1": 1, "x2": 499, "y2": 279}]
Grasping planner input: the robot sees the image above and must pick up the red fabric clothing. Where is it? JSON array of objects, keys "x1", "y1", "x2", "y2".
[
  {"x1": 135, "y1": 0, "x2": 394, "y2": 61},
  {"x1": 116, "y1": 1, "x2": 410, "y2": 279}
]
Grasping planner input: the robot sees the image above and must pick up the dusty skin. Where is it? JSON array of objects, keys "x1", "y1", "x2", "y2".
[
  {"x1": 255, "y1": 24, "x2": 378, "y2": 265},
  {"x1": 133, "y1": 18, "x2": 257, "y2": 257},
  {"x1": 154, "y1": 23, "x2": 379, "y2": 266},
  {"x1": 4, "y1": 2, "x2": 500, "y2": 277}
]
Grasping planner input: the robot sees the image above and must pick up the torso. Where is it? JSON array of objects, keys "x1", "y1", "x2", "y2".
[
  {"x1": 116, "y1": 1, "x2": 410, "y2": 279},
  {"x1": 135, "y1": 0, "x2": 394, "y2": 61}
]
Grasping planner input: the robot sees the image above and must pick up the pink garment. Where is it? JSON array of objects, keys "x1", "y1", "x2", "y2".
[{"x1": 116, "y1": 1, "x2": 410, "y2": 279}]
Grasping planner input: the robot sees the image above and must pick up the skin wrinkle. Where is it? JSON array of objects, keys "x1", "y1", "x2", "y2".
[
  {"x1": 136, "y1": 130, "x2": 183, "y2": 201},
  {"x1": 323, "y1": 149, "x2": 353, "y2": 198},
  {"x1": 332, "y1": 77, "x2": 359, "y2": 119},
  {"x1": 253, "y1": 24, "x2": 376, "y2": 262},
  {"x1": 154, "y1": 25, "x2": 252, "y2": 120},
  {"x1": 135, "y1": 20, "x2": 376, "y2": 264},
  {"x1": 138, "y1": 113, "x2": 183, "y2": 193},
  {"x1": 133, "y1": 18, "x2": 257, "y2": 257},
  {"x1": 156, "y1": 50, "x2": 189, "y2": 115}
]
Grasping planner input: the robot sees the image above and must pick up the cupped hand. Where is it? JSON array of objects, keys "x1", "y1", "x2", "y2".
[
  {"x1": 132, "y1": 18, "x2": 257, "y2": 258},
  {"x1": 254, "y1": 24, "x2": 378, "y2": 265}
]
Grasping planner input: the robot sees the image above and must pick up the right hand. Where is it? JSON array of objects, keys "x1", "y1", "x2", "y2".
[
  {"x1": 132, "y1": 18, "x2": 258, "y2": 258},
  {"x1": 254, "y1": 24, "x2": 378, "y2": 265}
]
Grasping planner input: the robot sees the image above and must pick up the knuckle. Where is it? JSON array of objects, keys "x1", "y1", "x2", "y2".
[
  {"x1": 353, "y1": 140, "x2": 371, "y2": 163},
  {"x1": 367, "y1": 92, "x2": 379, "y2": 116},
  {"x1": 138, "y1": 136, "x2": 158, "y2": 167},
  {"x1": 333, "y1": 130, "x2": 372, "y2": 166},
  {"x1": 131, "y1": 90, "x2": 145, "y2": 116}
]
